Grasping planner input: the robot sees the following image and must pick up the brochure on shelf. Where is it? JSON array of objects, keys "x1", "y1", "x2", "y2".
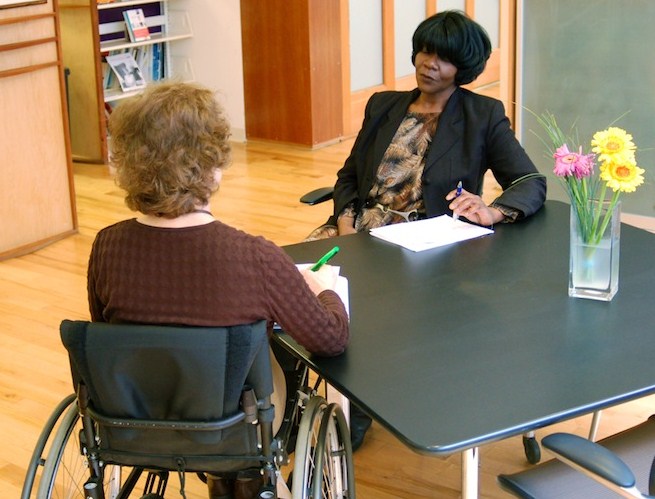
[
  {"x1": 105, "y1": 52, "x2": 147, "y2": 92},
  {"x1": 123, "y1": 8, "x2": 151, "y2": 43}
]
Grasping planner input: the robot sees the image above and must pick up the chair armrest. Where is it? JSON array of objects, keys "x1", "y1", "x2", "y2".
[
  {"x1": 300, "y1": 187, "x2": 334, "y2": 205},
  {"x1": 543, "y1": 433, "x2": 637, "y2": 489}
]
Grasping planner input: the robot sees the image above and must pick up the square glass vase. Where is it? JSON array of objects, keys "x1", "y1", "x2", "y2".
[{"x1": 569, "y1": 200, "x2": 621, "y2": 301}]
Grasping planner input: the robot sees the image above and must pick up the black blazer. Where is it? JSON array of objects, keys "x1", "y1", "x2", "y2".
[{"x1": 329, "y1": 87, "x2": 546, "y2": 225}]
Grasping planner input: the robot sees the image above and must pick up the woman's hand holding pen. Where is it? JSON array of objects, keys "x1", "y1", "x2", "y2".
[
  {"x1": 302, "y1": 245, "x2": 340, "y2": 295},
  {"x1": 301, "y1": 266, "x2": 338, "y2": 295},
  {"x1": 446, "y1": 187, "x2": 505, "y2": 226}
]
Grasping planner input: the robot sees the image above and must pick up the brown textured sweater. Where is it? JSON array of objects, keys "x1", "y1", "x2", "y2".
[{"x1": 87, "y1": 219, "x2": 349, "y2": 356}]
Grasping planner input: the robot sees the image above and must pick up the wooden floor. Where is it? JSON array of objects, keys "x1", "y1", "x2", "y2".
[{"x1": 2, "y1": 137, "x2": 655, "y2": 498}]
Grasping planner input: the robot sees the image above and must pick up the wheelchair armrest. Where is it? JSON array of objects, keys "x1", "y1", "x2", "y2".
[
  {"x1": 300, "y1": 186, "x2": 334, "y2": 205},
  {"x1": 542, "y1": 433, "x2": 637, "y2": 489}
]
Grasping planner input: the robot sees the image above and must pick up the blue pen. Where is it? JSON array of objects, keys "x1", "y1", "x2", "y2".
[{"x1": 453, "y1": 181, "x2": 463, "y2": 220}]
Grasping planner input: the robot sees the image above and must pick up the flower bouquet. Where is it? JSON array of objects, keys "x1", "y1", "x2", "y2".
[{"x1": 532, "y1": 111, "x2": 645, "y2": 300}]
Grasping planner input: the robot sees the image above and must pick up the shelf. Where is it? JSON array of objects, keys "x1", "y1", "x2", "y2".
[
  {"x1": 104, "y1": 55, "x2": 194, "y2": 103},
  {"x1": 100, "y1": 28, "x2": 192, "y2": 53},
  {"x1": 99, "y1": 10, "x2": 192, "y2": 53},
  {"x1": 61, "y1": 0, "x2": 195, "y2": 161},
  {"x1": 97, "y1": 0, "x2": 163, "y2": 10}
]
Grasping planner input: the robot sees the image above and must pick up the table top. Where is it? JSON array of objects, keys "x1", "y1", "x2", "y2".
[{"x1": 277, "y1": 200, "x2": 655, "y2": 455}]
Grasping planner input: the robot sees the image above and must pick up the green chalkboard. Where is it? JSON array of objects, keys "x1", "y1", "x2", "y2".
[{"x1": 516, "y1": 0, "x2": 655, "y2": 217}]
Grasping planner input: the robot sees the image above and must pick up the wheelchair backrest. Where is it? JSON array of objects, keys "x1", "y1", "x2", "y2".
[{"x1": 59, "y1": 320, "x2": 273, "y2": 471}]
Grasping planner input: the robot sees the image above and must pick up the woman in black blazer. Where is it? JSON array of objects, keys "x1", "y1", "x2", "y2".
[
  {"x1": 308, "y1": 10, "x2": 546, "y2": 241},
  {"x1": 308, "y1": 10, "x2": 547, "y2": 452}
]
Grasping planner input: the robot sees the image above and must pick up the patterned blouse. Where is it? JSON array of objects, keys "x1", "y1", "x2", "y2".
[{"x1": 306, "y1": 112, "x2": 439, "y2": 240}]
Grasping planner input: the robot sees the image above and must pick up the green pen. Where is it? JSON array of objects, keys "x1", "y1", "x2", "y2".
[{"x1": 310, "y1": 246, "x2": 340, "y2": 271}]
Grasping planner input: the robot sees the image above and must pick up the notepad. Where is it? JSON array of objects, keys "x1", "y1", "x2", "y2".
[{"x1": 369, "y1": 215, "x2": 494, "y2": 252}]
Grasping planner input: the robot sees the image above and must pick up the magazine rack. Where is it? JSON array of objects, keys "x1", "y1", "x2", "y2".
[{"x1": 58, "y1": 0, "x2": 194, "y2": 162}]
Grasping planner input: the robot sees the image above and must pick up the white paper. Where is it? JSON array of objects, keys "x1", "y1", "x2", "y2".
[
  {"x1": 334, "y1": 275, "x2": 349, "y2": 317},
  {"x1": 369, "y1": 215, "x2": 494, "y2": 252}
]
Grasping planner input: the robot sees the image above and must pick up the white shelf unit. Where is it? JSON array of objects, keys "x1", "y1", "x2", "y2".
[{"x1": 98, "y1": 0, "x2": 194, "y2": 104}]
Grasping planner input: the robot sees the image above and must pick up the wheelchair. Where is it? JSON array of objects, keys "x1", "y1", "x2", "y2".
[{"x1": 21, "y1": 320, "x2": 355, "y2": 499}]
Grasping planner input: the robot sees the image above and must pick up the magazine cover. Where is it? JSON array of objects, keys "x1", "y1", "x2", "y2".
[{"x1": 105, "y1": 52, "x2": 147, "y2": 92}]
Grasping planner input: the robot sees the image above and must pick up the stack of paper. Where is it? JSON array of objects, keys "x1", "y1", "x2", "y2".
[{"x1": 369, "y1": 215, "x2": 493, "y2": 252}]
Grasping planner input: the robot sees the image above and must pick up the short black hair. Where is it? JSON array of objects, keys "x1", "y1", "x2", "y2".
[{"x1": 411, "y1": 10, "x2": 491, "y2": 86}]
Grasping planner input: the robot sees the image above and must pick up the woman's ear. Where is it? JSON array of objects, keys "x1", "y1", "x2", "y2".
[{"x1": 411, "y1": 51, "x2": 416, "y2": 66}]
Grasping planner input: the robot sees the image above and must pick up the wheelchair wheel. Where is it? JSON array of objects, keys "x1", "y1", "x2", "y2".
[
  {"x1": 314, "y1": 402, "x2": 355, "y2": 498},
  {"x1": 292, "y1": 396, "x2": 355, "y2": 498},
  {"x1": 35, "y1": 400, "x2": 127, "y2": 498},
  {"x1": 21, "y1": 394, "x2": 76, "y2": 499}
]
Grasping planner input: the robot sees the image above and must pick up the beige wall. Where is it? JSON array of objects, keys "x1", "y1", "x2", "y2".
[{"x1": 177, "y1": 0, "x2": 246, "y2": 141}]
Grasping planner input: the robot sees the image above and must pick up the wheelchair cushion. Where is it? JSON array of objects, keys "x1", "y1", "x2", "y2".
[{"x1": 60, "y1": 320, "x2": 273, "y2": 472}]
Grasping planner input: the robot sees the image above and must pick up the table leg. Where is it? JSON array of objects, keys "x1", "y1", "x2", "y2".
[
  {"x1": 462, "y1": 447, "x2": 479, "y2": 499},
  {"x1": 588, "y1": 410, "x2": 602, "y2": 441},
  {"x1": 326, "y1": 383, "x2": 350, "y2": 427}
]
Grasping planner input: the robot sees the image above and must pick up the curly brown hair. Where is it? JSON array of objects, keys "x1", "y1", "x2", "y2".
[{"x1": 108, "y1": 82, "x2": 231, "y2": 217}]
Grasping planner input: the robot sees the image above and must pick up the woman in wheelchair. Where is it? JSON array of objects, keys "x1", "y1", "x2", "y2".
[{"x1": 85, "y1": 82, "x2": 350, "y2": 498}]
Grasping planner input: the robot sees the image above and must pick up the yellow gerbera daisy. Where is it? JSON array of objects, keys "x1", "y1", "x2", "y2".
[
  {"x1": 599, "y1": 160, "x2": 645, "y2": 193},
  {"x1": 591, "y1": 127, "x2": 636, "y2": 163}
]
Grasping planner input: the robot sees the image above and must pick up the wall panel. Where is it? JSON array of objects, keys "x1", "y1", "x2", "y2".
[
  {"x1": 516, "y1": 0, "x2": 655, "y2": 218},
  {"x1": 0, "y1": 0, "x2": 76, "y2": 259}
]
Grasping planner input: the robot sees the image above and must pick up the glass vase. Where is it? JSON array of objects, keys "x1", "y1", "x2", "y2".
[{"x1": 569, "y1": 200, "x2": 621, "y2": 301}]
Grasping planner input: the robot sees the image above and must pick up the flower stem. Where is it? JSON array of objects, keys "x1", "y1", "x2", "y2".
[
  {"x1": 590, "y1": 183, "x2": 608, "y2": 243},
  {"x1": 593, "y1": 191, "x2": 620, "y2": 245}
]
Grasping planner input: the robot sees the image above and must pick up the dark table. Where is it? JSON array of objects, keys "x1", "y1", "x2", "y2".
[{"x1": 276, "y1": 200, "x2": 655, "y2": 497}]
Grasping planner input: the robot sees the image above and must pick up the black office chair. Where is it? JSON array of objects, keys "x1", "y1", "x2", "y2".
[
  {"x1": 22, "y1": 320, "x2": 355, "y2": 499},
  {"x1": 300, "y1": 186, "x2": 335, "y2": 206},
  {"x1": 498, "y1": 416, "x2": 655, "y2": 498}
]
